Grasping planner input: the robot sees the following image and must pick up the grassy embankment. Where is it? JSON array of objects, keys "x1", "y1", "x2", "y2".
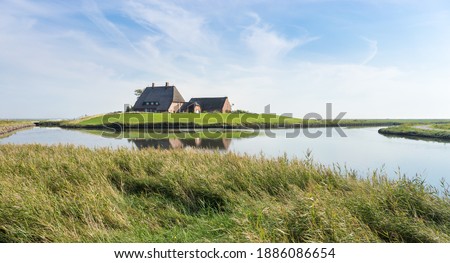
[
  {"x1": 39, "y1": 112, "x2": 302, "y2": 129},
  {"x1": 1, "y1": 144, "x2": 449, "y2": 243},
  {"x1": 0, "y1": 120, "x2": 35, "y2": 138},
  {"x1": 379, "y1": 124, "x2": 450, "y2": 141},
  {"x1": 38, "y1": 112, "x2": 450, "y2": 129}
]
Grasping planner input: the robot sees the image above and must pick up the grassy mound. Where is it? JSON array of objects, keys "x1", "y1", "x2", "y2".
[
  {"x1": 0, "y1": 144, "x2": 449, "y2": 242},
  {"x1": 39, "y1": 112, "x2": 301, "y2": 128},
  {"x1": 379, "y1": 125, "x2": 450, "y2": 141}
]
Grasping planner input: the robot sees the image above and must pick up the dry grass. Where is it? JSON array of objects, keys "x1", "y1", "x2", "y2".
[{"x1": 0, "y1": 120, "x2": 35, "y2": 138}]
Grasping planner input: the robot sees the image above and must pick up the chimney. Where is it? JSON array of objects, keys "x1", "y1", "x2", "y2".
[
  {"x1": 152, "y1": 83, "x2": 155, "y2": 87},
  {"x1": 165, "y1": 82, "x2": 169, "y2": 87}
]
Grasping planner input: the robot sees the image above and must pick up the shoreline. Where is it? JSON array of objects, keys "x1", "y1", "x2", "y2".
[
  {"x1": 36, "y1": 113, "x2": 450, "y2": 131},
  {"x1": 378, "y1": 126, "x2": 450, "y2": 141},
  {"x1": 37, "y1": 121, "x2": 400, "y2": 131},
  {"x1": 0, "y1": 123, "x2": 36, "y2": 138}
]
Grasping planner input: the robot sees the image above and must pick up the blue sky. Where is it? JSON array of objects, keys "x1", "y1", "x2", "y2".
[{"x1": 1, "y1": 0, "x2": 449, "y2": 119}]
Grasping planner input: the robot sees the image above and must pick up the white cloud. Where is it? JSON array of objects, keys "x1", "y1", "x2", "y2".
[
  {"x1": 124, "y1": 0, "x2": 217, "y2": 51},
  {"x1": 361, "y1": 37, "x2": 378, "y2": 65},
  {"x1": 1, "y1": 0, "x2": 449, "y2": 119},
  {"x1": 241, "y1": 13, "x2": 317, "y2": 63},
  {"x1": 1, "y1": 0, "x2": 62, "y2": 18},
  {"x1": 207, "y1": 62, "x2": 407, "y2": 117},
  {"x1": 81, "y1": 0, "x2": 139, "y2": 53}
]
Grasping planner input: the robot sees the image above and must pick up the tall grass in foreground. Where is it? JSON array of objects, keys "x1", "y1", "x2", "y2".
[{"x1": 0, "y1": 144, "x2": 449, "y2": 242}]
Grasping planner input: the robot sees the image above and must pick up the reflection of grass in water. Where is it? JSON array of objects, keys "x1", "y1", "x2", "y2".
[
  {"x1": 381, "y1": 133, "x2": 450, "y2": 144},
  {"x1": 1, "y1": 144, "x2": 450, "y2": 242},
  {"x1": 78, "y1": 129, "x2": 260, "y2": 140}
]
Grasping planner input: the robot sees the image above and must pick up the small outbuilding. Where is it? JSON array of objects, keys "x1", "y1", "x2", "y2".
[{"x1": 179, "y1": 97, "x2": 232, "y2": 113}]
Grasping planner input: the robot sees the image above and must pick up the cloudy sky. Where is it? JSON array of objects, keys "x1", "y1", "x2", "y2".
[{"x1": 1, "y1": 0, "x2": 449, "y2": 119}]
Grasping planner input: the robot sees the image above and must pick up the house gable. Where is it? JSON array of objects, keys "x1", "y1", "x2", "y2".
[{"x1": 133, "y1": 84, "x2": 185, "y2": 112}]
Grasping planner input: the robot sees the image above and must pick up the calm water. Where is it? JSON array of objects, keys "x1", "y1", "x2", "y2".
[{"x1": 1, "y1": 127, "x2": 449, "y2": 188}]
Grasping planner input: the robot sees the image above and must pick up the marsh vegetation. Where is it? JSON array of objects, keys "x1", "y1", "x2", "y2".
[
  {"x1": 379, "y1": 125, "x2": 450, "y2": 141},
  {"x1": 1, "y1": 144, "x2": 449, "y2": 242}
]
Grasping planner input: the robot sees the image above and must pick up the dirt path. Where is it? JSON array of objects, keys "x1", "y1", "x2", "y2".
[{"x1": 414, "y1": 125, "x2": 433, "y2": 130}]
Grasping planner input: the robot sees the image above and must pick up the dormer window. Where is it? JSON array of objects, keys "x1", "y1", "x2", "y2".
[{"x1": 143, "y1": 101, "x2": 159, "y2": 106}]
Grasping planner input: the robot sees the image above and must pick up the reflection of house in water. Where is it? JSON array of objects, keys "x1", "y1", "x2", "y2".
[
  {"x1": 182, "y1": 138, "x2": 231, "y2": 150},
  {"x1": 130, "y1": 138, "x2": 183, "y2": 150},
  {"x1": 129, "y1": 138, "x2": 231, "y2": 150}
]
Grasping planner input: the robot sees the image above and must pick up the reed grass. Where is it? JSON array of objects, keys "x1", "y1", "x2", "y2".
[{"x1": 0, "y1": 144, "x2": 449, "y2": 242}]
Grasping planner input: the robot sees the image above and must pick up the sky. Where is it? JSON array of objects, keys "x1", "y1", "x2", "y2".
[{"x1": 1, "y1": 0, "x2": 450, "y2": 119}]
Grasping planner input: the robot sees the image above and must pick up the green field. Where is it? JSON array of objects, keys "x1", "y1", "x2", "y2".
[
  {"x1": 1, "y1": 144, "x2": 449, "y2": 242},
  {"x1": 379, "y1": 125, "x2": 450, "y2": 141},
  {"x1": 38, "y1": 112, "x2": 450, "y2": 129},
  {"x1": 44, "y1": 113, "x2": 301, "y2": 127}
]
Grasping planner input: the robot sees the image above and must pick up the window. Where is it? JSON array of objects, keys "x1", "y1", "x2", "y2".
[{"x1": 142, "y1": 101, "x2": 159, "y2": 106}]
